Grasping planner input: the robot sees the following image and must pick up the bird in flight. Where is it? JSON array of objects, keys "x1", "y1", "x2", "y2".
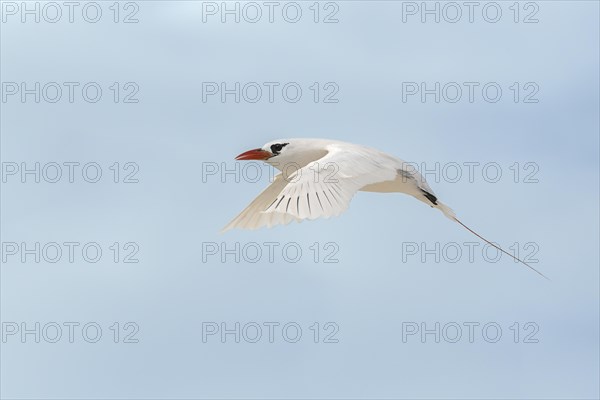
[{"x1": 223, "y1": 138, "x2": 548, "y2": 280}]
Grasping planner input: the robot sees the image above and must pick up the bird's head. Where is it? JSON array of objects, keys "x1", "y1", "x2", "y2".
[
  {"x1": 235, "y1": 139, "x2": 328, "y2": 172},
  {"x1": 235, "y1": 140, "x2": 290, "y2": 162}
]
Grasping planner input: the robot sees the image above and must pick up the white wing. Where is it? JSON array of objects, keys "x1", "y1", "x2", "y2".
[
  {"x1": 221, "y1": 173, "x2": 301, "y2": 232},
  {"x1": 223, "y1": 143, "x2": 399, "y2": 231}
]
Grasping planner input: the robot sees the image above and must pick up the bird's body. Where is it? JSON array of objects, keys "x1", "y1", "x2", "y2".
[
  {"x1": 223, "y1": 139, "x2": 454, "y2": 231},
  {"x1": 223, "y1": 138, "x2": 548, "y2": 279}
]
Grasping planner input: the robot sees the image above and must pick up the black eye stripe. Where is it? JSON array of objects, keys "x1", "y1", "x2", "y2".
[{"x1": 270, "y1": 143, "x2": 289, "y2": 155}]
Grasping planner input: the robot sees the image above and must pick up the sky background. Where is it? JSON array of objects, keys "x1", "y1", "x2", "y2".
[{"x1": 1, "y1": 1, "x2": 599, "y2": 399}]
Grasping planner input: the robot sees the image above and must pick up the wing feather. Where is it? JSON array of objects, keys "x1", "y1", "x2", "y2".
[
  {"x1": 223, "y1": 143, "x2": 409, "y2": 231},
  {"x1": 221, "y1": 174, "x2": 300, "y2": 232},
  {"x1": 263, "y1": 144, "x2": 398, "y2": 222}
]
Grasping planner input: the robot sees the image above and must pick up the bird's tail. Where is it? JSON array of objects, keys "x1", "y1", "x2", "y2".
[
  {"x1": 435, "y1": 202, "x2": 550, "y2": 281},
  {"x1": 435, "y1": 201, "x2": 456, "y2": 220}
]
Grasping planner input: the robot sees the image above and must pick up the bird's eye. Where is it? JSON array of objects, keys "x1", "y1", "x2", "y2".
[{"x1": 270, "y1": 143, "x2": 288, "y2": 154}]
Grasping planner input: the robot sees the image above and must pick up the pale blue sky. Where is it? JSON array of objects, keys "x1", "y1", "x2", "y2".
[{"x1": 1, "y1": 2, "x2": 599, "y2": 399}]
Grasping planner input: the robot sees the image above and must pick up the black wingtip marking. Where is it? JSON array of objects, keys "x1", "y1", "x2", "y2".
[
  {"x1": 286, "y1": 197, "x2": 292, "y2": 212},
  {"x1": 306, "y1": 193, "x2": 311, "y2": 214},
  {"x1": 421, "y1": 189, "x2": 438, "y2": 205}
]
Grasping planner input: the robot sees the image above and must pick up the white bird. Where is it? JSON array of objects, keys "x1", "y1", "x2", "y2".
[{"x1": 223, "y1": 138, "x2": 548, "y2": 280}]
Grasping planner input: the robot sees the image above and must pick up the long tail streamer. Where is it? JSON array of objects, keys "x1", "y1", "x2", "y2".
[{"x1": 453, "y1": 217, "x2": 550, "y2": 281}]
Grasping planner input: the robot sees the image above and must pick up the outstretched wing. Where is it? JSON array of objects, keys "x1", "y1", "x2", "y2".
[
  {"x1": 262, "y1": 144, "x2": 398, "y2": 222},
  {"x1": 221, "y1": 173, "x2": 301, "y2": 232}
]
